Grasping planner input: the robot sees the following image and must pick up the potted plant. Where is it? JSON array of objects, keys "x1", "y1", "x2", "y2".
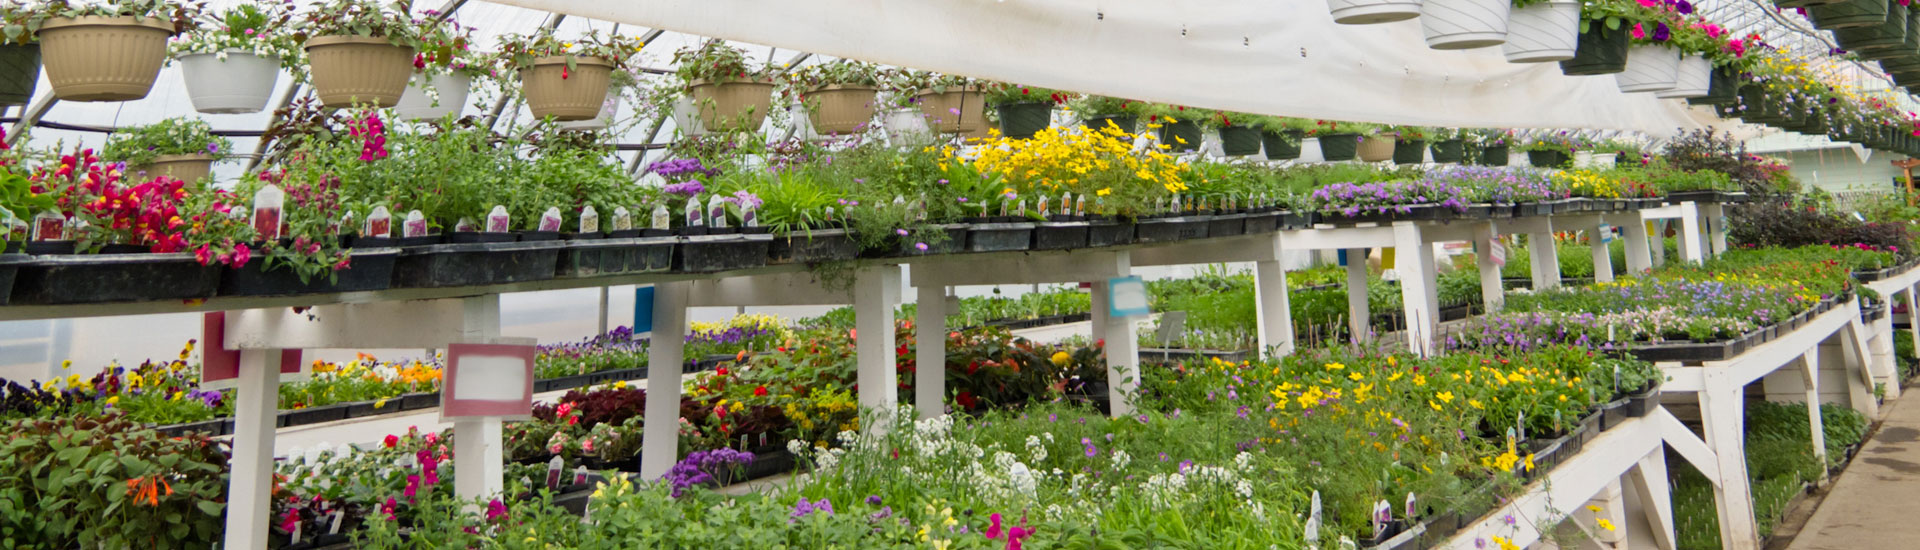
[
  {"x1": 1559, "y1": 0, "x2": 1642, "y2": 76},
  {"x1": 171, "y1": 3, "x2": 300, "y2": 114},
  {"x1": 557, "y1": 68, "x2": 638, "y2": 131},
  {"x1": 37, "y1": 0, "x2": 197, "y2": 102},
  {"x1": 1071, "y1": 95, "x2": 1142, "y2": 134},
  {"x1": 1520, "y1": 134, "x2": 1574, "y2": 168},
  {"x1": 0, "y1": 3, "x2": 47, "y2": 105},
  {"x1": 393, "y1": 16, "x2": 487, "y2": 121},
  {"x1": 299, "y1": 0, "x2": 418, "y2": 108},
  {"x1": 984, "y1": 82, "x2": 1070, "y2": 140},
  {"x1": 1468, "y1": 129, "x2": 1513, "y2": 166},
  {"x1": 1832, "y1": 1, "x2": 1908, "y2": 53},
  {"x1": 1307, "y1": 120, "x2": 1377, "y2": 162},
  {"x1": 674, "y1": 40, "x2": 777, "y2": 132},
  {"x1": 900, "y1": 71, "x2": 986, "y2": 135},
  {"x1": 1614, "y1": 18, "x2": 1683, "y2": 94},
  {"x1": 1388, "y1": 126, "x2": 1433, "y2": 164},
  {"x1": 1503, "y1": 0, "x2": 1582, "y2": 63},
  {"x1": 501, "y1": 30, "x2": 638, "y2": 122},
  {"x1": 1255, "y1": 116, "x2": 1309, "y2": 160},
  {"x1": 1809, "y1": 0, "x2": 1891, "y2": 31},
  {"x1": 1358, "y1": 128, "x2": 1396, "y2": 162},
  {"x1": 1327, "y1": 0, "x2": 1425, "y2": 25},
  {"x1": 1139, "y1": 104, "x2": 1204, "y2": 153},
  {"x1": 1421, "y1": 0, "x2": 1513, "y2": 50},
  {"x1": 1656, "y1": 17, "x2": 1737, "y2": 100},
  {"x1": 1428, "y1": 128, "x2": 1466, "y2": 163},
  {"x1": 101, "y1": 117, "x2": 233, "y2": 186},
  {"x1": 1209, "y1": 111, "x2": 1264, "y2": 157},
  {"x1": 784, "y1": 60, "x2": 883, "y2": 136},
  {"x1": 1593, "y1": 138, "x2": 1643, "y2": 168}
]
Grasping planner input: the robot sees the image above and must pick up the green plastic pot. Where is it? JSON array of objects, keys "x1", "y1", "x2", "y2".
[
  {"x1": 1393, "y1": 139, "x2": 1428, "y2": 164},
  {"x1": 1560, "y1": 24, "x2": 1630, "y2": 76},
  {"x1": 0, "y1": 44, "x2": 39, "y2": 105},
  {"x1": 1158, "y1": 119, "x2": 1202, "y2": 152},
  {"x1": 1480, "y1": 145, "x2": 1510, "y2": 166},
  {"x1": 1810, "y1": 0, "x2": 1889, "y2": 30},
  {"x1": 1260, "y1": 130, "x2": 1302, "y2": 160},
  {"x1": 1836, "y1": 3, "x2": 1907, "y2": 51},
  {"x1": 1527, "y1": 149, "x2": 1570, "y2": 169},
  {"x1": 1686, "y1": 66, "x2": 1744, "y2": 107},
  {"x1": 995, "y1": 101, "x2": 1053, "y2": 139},
  {"x1": 1893, "y1": 70, "x2": 1920, "y2": 87},
  {"x1": 1318, "y1": 133, "x2": 1361, "y2": 161},
  {"x1": 1430, "y1": 139, "x2": 1464, "y2": 163},
  {"x1": 1220, "y1": 126, "x2": 1262, "y2": 156},
  {"x1": 1082, "y1": 114, "x2": 1137, "y2": 135}
]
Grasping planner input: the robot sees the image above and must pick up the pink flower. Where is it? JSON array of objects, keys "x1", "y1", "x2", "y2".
[
  {"x1": 1636, "y1": 0, "x2": 1657, "y2": 6},
  {"x1": 383, "y1": 434, "x2": 399, "y2": 448},
  {"x1": 485, "y1": 499, "x2": 508, "y2": 522},
  {"x1": 1630, "y1": 23, "x2": 1646, "y2": 40},
  {"x1": 985, "y1": 513, "x2": 1004, "y2": 539}
]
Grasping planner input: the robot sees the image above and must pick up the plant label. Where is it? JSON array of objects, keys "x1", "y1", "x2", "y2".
[
  {"x1": 1154, "y1": 311, "x2": 1187, "y2": 346},
  {"x1": 454, "y1": 218, "x2": 475, "y2": 233},
  {"x1": 706, "y1": 196, "x2": 727, "y2": 229},
  {"x1": 612, "y1": 207, "x2": 632, "y2": 231},
  {"x1": 1107, "y1": 276, "x2": 1151, "y2": 318},
  {"x1": 573, "y1": 465, "x2": 589, "y2": 487},
  {"x1": 651, "y1": 204, "x2": 670, "y2": 230},
  {"x1": 579, "y1": 205, "x2": 600, "y2": 234},
  {"x1": 1170, "y1": 195, "x2": 1182, "y2": 214},
  {"x1": 546, "y1": 456, "x2": 564, "y2": 489},
  {"x1": 1489, "y1": 241, "x2": 1507, "y2": 267},
  {"x1": 1598, "y1": 223, "x2": 1614, "y2": 243},
  {"x1": 443, "y1": 342, "x2": 537, "y2": 421},
  {"x1": 1037, "y1": 195, "x2": 1050, "y2": 217},
  {"x1": 337, "y1": 212, "x2": 354, "y2": 236},
  {"x1": 1305, "y1": 490, "x2": 1322, "y2": 545},
  {"x1": 366, "y1": 206, "x2": 391, "y2": 238},
  {"x1": 540, "y1": 207, "x2": 565, "y2": 232},
  {"x1": 31, "y1": 210, "x2": 62, "y2": 241},
  {"x1": 685, "y1": 197, "x2": 703, "y2": 227},
  {"x1": 1075, "y1": 194, "x2": 1087, "y2": 217},
  {"x1": 403, "y1": 210, "x2": 428, "y2": 238},
  {"x1": 253, "y1": 184, "x2": 284, "y2": 241},
  {"x1": 822, "y1": 206, "x2": 835, "y2": 223},
  {"x1": 743, "y1": 202, "x2": 760, "y2": 226},
  {"x1": 1405, "y1": 492, "x2": 1416, "y2": 521},
  {"x1": 328, "y1": 510, "x2": 344, "y2": 535},
  {"x1": 1371, "y1": 500, "x2": 1391, "y2": 538},
  {"x1": 479, "y1": 206, "x2": 506, "y2": 233},
  {"x1": 1015, "y1": 199, "x2": 1028, "y2": 218}
]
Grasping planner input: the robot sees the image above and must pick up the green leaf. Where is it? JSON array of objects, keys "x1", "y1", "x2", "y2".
[
  {"x1": 196, "y1": 500, "x2": 224, "y2": 517},
  {"x1": 1605, "y1": 16, "x2": 1622, "y2": 31}
]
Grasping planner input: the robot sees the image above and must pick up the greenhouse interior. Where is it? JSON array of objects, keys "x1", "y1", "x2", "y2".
[{"x1": 11, "y1": 0, "x2": 1920, "y2": 548}]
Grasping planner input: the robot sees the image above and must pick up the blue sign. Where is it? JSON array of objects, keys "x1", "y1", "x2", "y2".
[
  {"x1": 1107, "y1": 276, "x2": 1151, "y2": 318},
  {"x1": 633, "y1": 286, "x2": 655, "y2": 334}
]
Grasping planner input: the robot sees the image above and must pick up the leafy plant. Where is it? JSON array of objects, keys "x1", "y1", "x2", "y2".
[
  {"x1": 168, "y1": 2, "x2": 303, "y2": 67},
  {"x1": 672, "y1": 39, "x2": 775, "y2": 84},
  {"x1": 0, "y1": 415, "x2": 228, "y2": 548},
  {"x1": 100, "y1": 117, "x2": 234, "y2": 167},
  {"x1": 495, "y1": 29, "x2": 645, "y2": 71},
  {"x1": 297, "y1": 0, "x2": 416, "y2": 46}
]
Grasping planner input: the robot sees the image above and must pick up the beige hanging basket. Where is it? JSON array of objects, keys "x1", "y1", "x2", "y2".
[
  {"x1": 142, "y1": 154, "x2": 214, "y2": 185},
  {"x1": 914, "y1": 88, "x2": 987, "y2": 134},
  {"x1": 1357, "y1": 135, "x2": 1396, "y2": 162},
  {"x1": 38, "y1": 16, "x2": 174, "y2": 102},
  {"x1": 804, "y1": 85, "x2": 880, "y2": 135},
  {"x1": 304, "y1": 35, "x2": 415, "y2": 108},
  {"x1": 688, "y1": 79, "x2": 776, "y2": 132},
  {"x1": 521, "y1": 56, "x2": 615, "y2": 121}
]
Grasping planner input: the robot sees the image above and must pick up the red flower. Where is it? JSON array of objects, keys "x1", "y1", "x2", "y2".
[
  {"x1": 383, "y1": 434, "x2": 399, "y2": 448},
  {"x1": 753, "y1": 385, "x2": 768, "y2": 397}
]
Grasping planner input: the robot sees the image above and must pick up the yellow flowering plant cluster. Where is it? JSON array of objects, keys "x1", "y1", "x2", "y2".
[{"x1": 955, "y1": 124, "x2": 1189, "y2": 218}]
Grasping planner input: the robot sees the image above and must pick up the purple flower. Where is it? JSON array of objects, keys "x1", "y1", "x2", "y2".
[
  {"x1": 664, "y1": 181, "x2": 705, "y2": 197},
  {"x1": 1652, "y1": 22, "x2": 1670, "y2": 42}
]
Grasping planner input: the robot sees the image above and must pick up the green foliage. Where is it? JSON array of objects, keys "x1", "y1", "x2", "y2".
[
  {"x1": 0, "y1": 416, "x2": 228, "y2": 548},
  {"x1": 101, "y1": 117, "x2": 234, "y2": 168}
]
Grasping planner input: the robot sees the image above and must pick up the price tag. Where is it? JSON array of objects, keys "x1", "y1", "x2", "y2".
[
  {"x1": 1489, "y1": 241, "x2": 1508, "y2": 267},
  {"x1": 1599, "y1": 223, "x2": 1615, "y2": 243},
  {"x1": 1107, "y1": 276, "x2": 1151, "y2": 318}
]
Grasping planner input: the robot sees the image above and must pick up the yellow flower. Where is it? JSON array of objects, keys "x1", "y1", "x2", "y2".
[
  {"x1": 1050, "y1": 351, "x2": 1071, "y2": 368},
  {"x1": 375, "y1": 398, "x2": 389, "y2": 409},
  {"x1": 60, "y1": 360, "x2": 71, "y2": 370},
  {"x1": 1347, "y1": 372, "x2": 1363, "y2": 381},
  {"x1": 1325, "y1": 362, "x2": 1345, "y2": 371},
  {"x1": 1436, "y1": 391, "x2": 1454, "y2": 403},
  {"x1": 1597, "y1": 518, "x2": 1616, "y2": 531},
  {"x1": 613, "y1": 380, "x2": 628, "y2": 389},
  {"x1": 106, "y1": 396, "x2": 119, "y2": 405},
  {"x1": 1096, "y1": 188, "x2": 1112, "y2": 197},
  {"x1": 1468, "y1": 399, "x2": 1484, "y2": 409}
]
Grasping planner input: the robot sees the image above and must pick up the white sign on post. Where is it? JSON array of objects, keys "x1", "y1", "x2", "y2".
[
  {"x1": 1489, "y1": 241, "x2": 1507, "y2": 267},
  {"x1": 1599, "y1": 223, "x2": 1614, "y2": 243},
  {"x1": 1107, "y1": 276, "x2": 1151, "y2": 318}
]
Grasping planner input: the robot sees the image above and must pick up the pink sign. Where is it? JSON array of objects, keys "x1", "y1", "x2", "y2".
[
  {"x1": 201, "y1": 312, "x2": 305, "y2": 387},
  {"x1": 442, "y1": 343, "x2": 536, "y2": 419}
]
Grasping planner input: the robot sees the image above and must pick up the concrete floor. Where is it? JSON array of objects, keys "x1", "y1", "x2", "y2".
[{"x1": 1783, "y1": 395, "x2": 1920, "y2": 550}]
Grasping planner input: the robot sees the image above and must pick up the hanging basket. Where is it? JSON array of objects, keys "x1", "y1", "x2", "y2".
[
  {"x1": 1527, "y1": 150, "x2": 1570, "y2": 169},
  {"x1": 1654, "y1": 55, "x2": 1712, "y2": 99},
  {"x1": 1479, "y1": 145, "x2": 1510, "y2": 166},
  {"x1": 690, "y1": 79, "x2": 777, "y2": 132},
  {"x1": 1327, "y1": 0, "x2": 1424, "y2": 25},
  {"x1": 140, "y1": 154, "x2": 214, "y2": 185},
  {"x1": 804, "y1": 85, "x2": 880, "y2": 135},
  {"x1": 881, "y1": 107, "x2": 931, "y2": 144},
  {"x1": 1316, "y1": 134, "x2": 1361, "y2": 161},
  {"x1": 1614, "y1": 45, "x2": 1680, "y2": 93},
  {"x1": 521, "y1": 56, "x2": 614, "y2": 122},
  {"x1": 393, "y1": 72, "x2": 473, "y2": 121},
  {"x1": 995, "y1": 101, "x2": 1054, "y2": 139},
  {"x1": 305, "y1": 35, "x2": 414, "y2": 108},
  {"x1": 1503, "y1": 1, "x2": 1581, "y2": 63},
  {"x1": 38, "y1": 16, "x2": 173, "y2": 102},
  {"x1": 1261, "y1": 130, "x2": 1303, "y2": 160},
  {"x1": 1835, "y1": 4, "x2": 1908, "y2": 51},
  {"x1": 178, "y1": 51, "x2": 281, "y2": 114},
  {"x1": 557, "y1": 90, "x2": 622, "y2": 131},
  {"x1": 1393, "y1": 139, "x2": 1428, "y2": 164},
  {"x1": 1158, "y1": 119, "x2": 1202, "y2": 152},
  {"x1": 0, "y1": 44, "x2": 39, "y2": 105},
  {"x1": 1559, "y1": 24, "x2": 1630, "y2": 76},
  {"x1": 1685, "y1": 66, "x2": 1743, "y2": 107},
  {"x1": 1357, "y1": 136, "x2": 1395, "y2": 162},
  {"x1": 1082, "y1": 115, "x2": 1137, "y2": 135},
  {"x1": 1430, "y1": 139, "x2": 1464, "y2": 163},
  {"x1": 1809, "y1": 0, "x2": 1890, "y2": 31},
  {"x1": 1421, "y1": 0, "x2": 1511, "y2": 50},
  {"x1": 914, "y1": 87, "x2": 987, "y2": 134},
  {"x1": 1219, "y1": 126, "x2": 1262, "y2": 156}
]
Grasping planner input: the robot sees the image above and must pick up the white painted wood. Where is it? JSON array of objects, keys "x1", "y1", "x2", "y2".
[
  {"x1": 453, "y1": 417, "x2": 504, "y2": 501},
  {"x1": 1700, "y1": 370, "x2": 1760, "y2": 550},
  {"x1": 1131, "y1": 233, "x2": 1284, "y2": 266},
  {"x1": 1285, "y1": 225, "x2": 1398, "y2": 250},
  {"x1": 1443, "y1": 414, "x2": 1667, "y2": 549},
  {"x1": 1677, "y1": 202, "x2": 1704, "y2": 264},
  {"x1": 687, "y1": 270, "x2": 879, "y2": 307},
  {"x1": 641, "y1": 281, "x2": 688, "y2": 478},
  {"x1": 855, "y1": 267, "x2": 902, "y2": 432},
  {"x1": 1474, "y1": 224, "x2": 1505, "y2": 313},
  {"x1": 225, "y1": 300, "x2": 479, "y2": 350},
  {"x1": 223, "y1": 348, "x2": 280, "y2": 550},
  {"x1": 1394, "y1": 223, "x2": 1440, "y2": 356},
  {"x1": 1802, "y1": 349, "x2": 1828, "y2": 481},
  {"x1": 1619, "y1": 213, "x2": 1653, "y2": 275},
  {"x1": 1254, "y1": 260, "x2": 1295, "y2": 357},
  {"x1": 1652, "y1": 406, "x2": 1720, "y2": 483},
  {"x1": 1583, "y1": 479, "x2": 1628, "y2": 546},
  {"x1": 1102, "y1": 251, "x2": 1139, "y2": 417},
  {"x1": 1345, "y1": 248, "x2": 1372, "y2": 343},
  {"x1": 1589, "y1": 218, "x2": 1614, "y2": 284},
  {"x1": 1628, "y1": 446, "x2": 1678, "y2": 550},
  {"x1": 1841, "y1": 318, "x2": 1881, "y2": 417},
  {"x1": 1650, "y1": 220, "x2": 1668, "y2": 268},
  {"x1": 915, "y1": 283, "x2": 946, "y2": 419},
  {"x1": 1701, "y1": 202, "x2": 1727, "y2": 257},
  {"x1": 1870, "y1": 309, "x2": 1902, "y2": 399},
  {"x1": 1528, "y1": 227, "x2": 1561, "y2": 290}
]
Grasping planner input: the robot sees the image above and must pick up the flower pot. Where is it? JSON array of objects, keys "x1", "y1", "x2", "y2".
[
  {"x1": 676, "y1": 234, "x2": 773, "y2": 272},
  {"x1": 1810, "y1": 0, "x2": 1890, "y2": 30},
  {"x1": 305, "y1": 35, "x2": 414, "y2": 108},
  {"x1": 881, "y1": 106, "x2": 932, "y2": 144},
  {"x1": 768, "y1": 229, "x2": 858, "y2": 264},
  {"x1": 1685, "y1": 66, "x2": 1743, "y2": 106},
  {"x1": 219, "y1": 247, "x2": 392, "y2": 297},
  {"x1": 178, "y1": 51, "x2": 280, "y2": 114},
  {"x1": 393, "y1": 72, "x2": 473, "y2": 121},
  {"x1": 1573, "y1": 150, "x2": 1595, "y2": 167},
  {"x1": 1593, "y1": 152, "x2": 1618, "y2": 168},
  {"x1": 1158, "y1": 119, "x2": 1202, "y2": 152},
  {"x1": 1614, "y1": 46, "x2": 1680, "y2": 93},
  {"x1": 558, "y1": 90, "x2": 622, "y2": 131},
  {"x1": 1357, "y1": 135, "x2": 1395, "y2": 162},
  {"x1": 1503, "y1": 1, "x2": 1581, "y2": 63},
  {"x1": 995, "y1": 101, "x2": 1053, "y2": 139},
  {"x1": 1421, "y1": 0, "x2": 1511, "y2": 50},
  {"x1": 1430, "y1": 139, "x2": 1464, "y2": 163},
  {"x1": 805, "y1": 85, "x2": 880, "y2": 135},
  {"x1": 690, "y1": 78, "x2": 777, "y2": 132},
  {"x1": 1317, "y1": 134, "x2": 1361, "y2": 161},
  {"x1": 1559, "y1": 24, "x2": 1630, "y2": 76},
  {"x1": 1654, "y1": 55, "x2": 1713, "y2": 99},
  {"x1": 521, "y1": 56, "x2": 614, "y2": 121},
  {"x1": 1219, "y1": 126, "x2": 1262, "y2": 156},
  {"x1": 391, "y1": 241, "x2": 561, "y2": 288},
  {"x1": 966, "y1": 223, "x2": 1035, "y2": 252},
  {"x1": 1327, "y1": 0, "x2": 1424, "y2": 25},
  {"x1": 1393, "y1": 139, "x2": 1428, "y2": 164},
  {"x1": 914, "y1": 87, "x2": 987, "y2": 134},
  {"x1": 1082, "y1": 115, "x2": 1137, "y2": 135},
  {"x1": 670, "y1": 96, "x2": 709, "y2": 136},
  {"x1": 1527, "y1": 149, "x2": 1569, "y2": 168},
  {"x1": 139, "y1": 154, "x2": 215, "y2": 185},
  {"x1": 11, "y1": 253, "x2": 218, "y2": 305},
  {"x1": 1479, "y1": 144, "x2": 1510, "y2": 166},
  {"x1": 1835, "y1": 4, "x2": 1908, "y2": 50},
  {"x1": 0, "y1": 44, "x2": 40, "y2": 105},
  {"x1": 1262, "y1": 131, "x2": 1303, "y2": 160},
  {"x1": 38, "y1": 16, "x2": 173, "y2": 102}
]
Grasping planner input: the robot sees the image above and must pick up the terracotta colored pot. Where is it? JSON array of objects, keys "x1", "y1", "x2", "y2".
[
  {"x1": 913, "y1": 88, "x2": 987, "y2": 134},
  {"x1": 522, "y1": 56, "x2": 615, "y2": 121},
  {"x1": 304, "y1": 35, "x2": 415, "y2": 108},
  {"x1": 38, "y1": 16, "x2": 173, "y2": 102},
  {"x1": 804, "y1": 85, "x2": 880, "y2": 135}
]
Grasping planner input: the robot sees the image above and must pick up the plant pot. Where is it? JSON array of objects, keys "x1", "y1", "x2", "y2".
[
  {"x1": 1615, "y1": 46, "x2": 1680, "y2": 93},
  {"x1": 1158, "y1": 119, "x2": 1202, "y2": 152},
  {"x1": 995, "y1": 101, "x2": 1053, "y2": 139},
  {"x1": 768, "y1": 229, "x2": 858, "y2": 264},
  {"x1": 805, "y1": 85, "x2": 880, "y2": 135},
  {"x1": 1597, "y1": 398, "x2": 1631, "y2": 430},
  {"x1": 1135, "y1": 217, "x2": 1209, "y2": 243},
  {"x1": 137, "y1": 154, "x2": 215, "y2": 186},
  {"x1": 393, "y1": 72, "x2": 473, "y2": 121},
  {"x1": 177, "y1": 51, "x2": 280, "y2": 114},
  {"x1": 401, "y1": 392, "x2": 440, "y2": 410},
  {"x1": 521, "y1": 56, "x2": 614, "y2": 121},
  {"x1": 557, "y1": 89, "x2": 622, "y2": 131},
  {"x1": 914, "y1": 87, "x2": 987, "y2": 134},
  {"x1": 1393, "y1": 139, "x2": 1428, "y2": 164},
  {"x1": 1810, "y1": 0, "x2": 1890, "y2": 30},
  {"x1": 676, "y1": 234, "x2": 772, "y2": 272},
  {"x1": 1430, "y1": 139, "x2": 1465, "y2": 163},
  {"x1": 1327, "y1": 0, "x2": 1424, "y2": 25},
  {"x1": 1559, "y1": 24, "x2": 1631, "y2": 76},
  {"x1": 1032, "y1": 222, "x2": 1091, "y2": 250},
  {"x1": 391, "y1": 240, "x2": 561, "y2": 288},
  {"x1": 1527, "y1": 149, "x2": 1570, "y2": 168},
  {"x1": 690, "y1": 78, "x2": 777, "y2": 132},
  {"x1": 280, "y1": 404, "x2": 348, "y2": 427},
  {"x1": 11, "y1": 253, "x2": 218, "y2": 305},
  {"x1": 1261, "y1": 131, "x2": 1303, "y2": 160},
  {"x1": 1207, "y1": 213, "x2": 1248, "y2": 237},
  {"x1": 1421, "y1": 0, "x2": 1512, "y2": 50},
  {"x1": 1358, "y1": 136, "x2": 1396, "y2": 162},
  {"x1": 0, "y1": 44, "x2": 39, "y2": 105},
  {"x1": 1685, "y1": 66, "x2": 1744, "y2": 106},
  {"x1": 557, "y1": 237, "x2": 635, "y2": 278},
  {"x1": 1836, "y1": 4, "x2": 1909, "y2": 50},
  {"x1": 966, "y1": 223, "x2": 1035, "y2": 252},
  {"x1": 1503, "y1": 1, "x2": 1582, "y2": 62},
  {"x1": 1654, "y1": 54, "x2": 1712, "y2": 99},
  {"x1": 1316, "y1": 134, "x2": 1361, "y2": 161},
  {"x1": 304, "y1": 36, "x2": 412, "y2": 108},
  {"x1": 1480, "y1": 144, "x2": 1510, "y2": 165},
  {"x1": 1219, "y1": 126, "x2": 1262, "y2": 156},
  {"x1": 37, "y1": 16, "x2": 172, "y2": 101},
  {"x1": 218, "y1": 249, "x2": 396, "y2": 296},
  {"x1": 1082, "y1": 115, "x2": 1137, "y2": 134},
  {"x1": 1087, "y1": 220, "x2": 1135, "y2": 247}
]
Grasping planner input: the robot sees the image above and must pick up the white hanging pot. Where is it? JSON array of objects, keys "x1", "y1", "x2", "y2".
[
  {"x1": 177, "y1": 50, "x2": 280, "y2": 114},
  {"x1": 392, "y1": 72, "x2": 472, "y2": 121},
  {"x1": 1614, "y1": 46, "x2": 1680, "y2": 93},
  {"x1": 1573, "y1": 150, "x2": 1596, "y2": 168},
  {"x1": 1421, "y1": 0, "x2": 1511, "y2": 50},
  {"x1": 558, "y1": 90, "x2": 621, "y2": 131},
  {"x1": 1327, "y1": 0, "x2": 1424, "y2": 25},
  {"x1": 1654, "y1": 55, "x2": 1713, "y2": 99},
  {"x1": 883, "y1": 106, "x2": 931, "y2": 145},
  {"x1": 1593, "y1": 152, "x2": 1619, "y2": 168},
  {"x1": 670, "y1": 96, "x2": 707, "y2": 137},
  {"x1": 1502, "y1": 1, "x2": 1581, "y2": 63}
]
